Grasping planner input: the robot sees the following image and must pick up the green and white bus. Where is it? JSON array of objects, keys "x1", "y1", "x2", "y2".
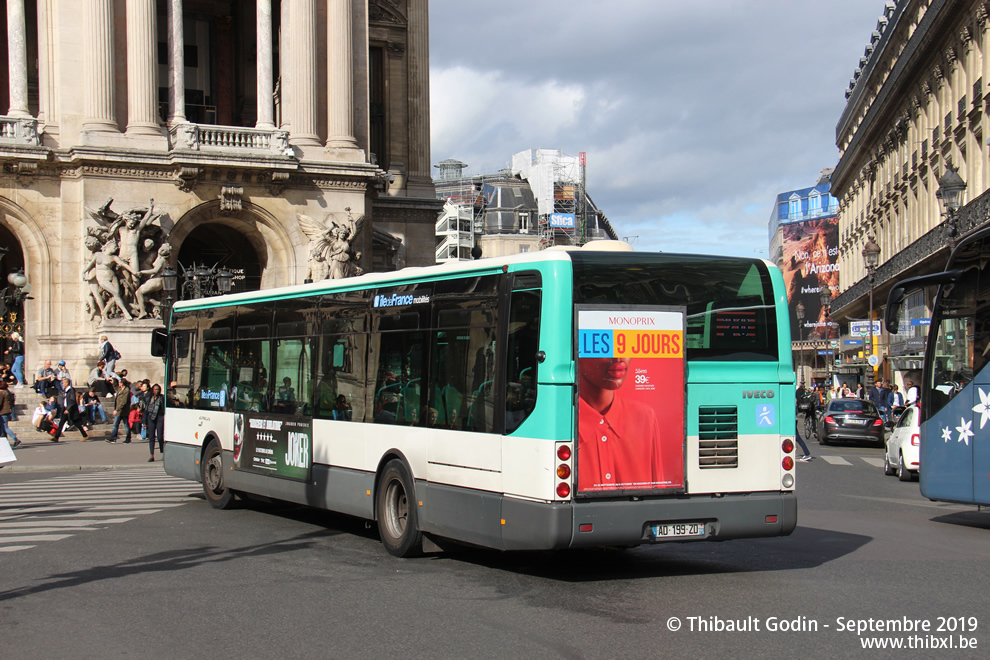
[{"x1": 158, "y1": 243, "x2": 798, "y2": 556}]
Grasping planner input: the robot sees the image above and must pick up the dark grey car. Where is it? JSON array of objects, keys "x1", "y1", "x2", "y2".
[{"x1": 817, "y1": 398, "x2": 885, "y2": 447}]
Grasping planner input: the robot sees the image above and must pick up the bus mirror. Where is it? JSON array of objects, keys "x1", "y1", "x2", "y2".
[
  {"x1": 884, "y1": 288, "x2": 905, "y2": 334},
  {"x1": 884, "y1": 269, "x2": 965, "y2": 333},
  {"x1": 150, "y1": 328, "x2": 168, "y2": 357}
]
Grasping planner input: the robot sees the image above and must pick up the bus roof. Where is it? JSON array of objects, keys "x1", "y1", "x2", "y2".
[{"x1": 172, "y1": 243, "x2": 774, "y2": 311}]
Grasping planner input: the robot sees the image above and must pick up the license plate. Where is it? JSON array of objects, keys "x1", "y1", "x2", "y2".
[
  {"x1": 845, "y1": 419, "x2": 867, "y2": 426},
  {"x1": 651, "y1": 522, "x2": 705, "y2": 539}
]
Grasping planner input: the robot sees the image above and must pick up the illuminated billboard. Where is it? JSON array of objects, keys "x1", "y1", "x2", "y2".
[
  {"x1": 575, "y1": 308, "x2": 686, "y2": 494},
  {"x1": 780, "y1": 215, "x2": 839, "y2": 341}
]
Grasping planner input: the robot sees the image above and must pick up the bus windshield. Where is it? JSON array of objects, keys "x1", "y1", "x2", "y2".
[{"x1": 571, "y1": 252, "x2": 778, "y2": 361}]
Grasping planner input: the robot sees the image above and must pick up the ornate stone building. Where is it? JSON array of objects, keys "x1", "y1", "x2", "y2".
[
  {"x1": 0, "y1": 0, "x2": 439, "y2": 381},
  {"x1": 830, "y1": 0, "x2": 990, "y2": 386}
]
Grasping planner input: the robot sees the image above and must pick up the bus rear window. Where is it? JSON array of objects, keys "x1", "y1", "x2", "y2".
[{"x1": 571, "y1": 253, "x2": 778, "y2": 361}]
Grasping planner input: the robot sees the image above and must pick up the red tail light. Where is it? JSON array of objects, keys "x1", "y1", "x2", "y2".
[
  {"x1": 824, "y1": 415, "x2": 835, "y2": 425},
  {"x1": 782, "y1": 438, "x2": 794, "y2": 453},
  {"x1": 911, "y1": 433, "x2": 920, "y2": 446},
  {"x1": 873, "y1": 418, "x2": 883, "y2": 426},
  {"x1": 557, "y1": 445, "x2": 571, "y2": 460},
  {"x1": 782, "y1": 456, "x2": 794, "y2": 470},
  {"x1": 556, "y1": 482, "x2": 570, "y2": 498}
]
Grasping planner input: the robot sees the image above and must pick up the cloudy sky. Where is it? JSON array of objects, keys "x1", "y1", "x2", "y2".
[{"x1": 429, "y1": 0, "x2": 887, "y2": 257}]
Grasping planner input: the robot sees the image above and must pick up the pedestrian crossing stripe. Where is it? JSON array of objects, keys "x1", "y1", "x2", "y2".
[{"x1": 0, "y1": 467, "x2": 199, "y2": 553}]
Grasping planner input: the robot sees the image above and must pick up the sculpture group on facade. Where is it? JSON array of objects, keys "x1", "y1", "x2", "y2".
[
  {"x1": 84, "y1": 199, "x2": 172, "y2": 321},
  {"x1": 297, "y1": 209, "x2": 364, "y2": 281}
]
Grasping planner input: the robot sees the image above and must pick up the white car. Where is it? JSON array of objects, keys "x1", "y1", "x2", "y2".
[{"x1": 884, "y1": 405, "x2": 920, "y2": 481}]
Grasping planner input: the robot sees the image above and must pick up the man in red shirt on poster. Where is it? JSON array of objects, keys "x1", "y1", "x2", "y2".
[{"x1": 577, "y1": 356, "x2": 681, "y2": 492}]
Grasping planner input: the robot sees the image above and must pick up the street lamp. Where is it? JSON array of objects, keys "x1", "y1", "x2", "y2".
[
  {"x1": 0, "y1": 266, "x2": 31, "y2": 319},
  {"x1": 936, "y1": 166, "x2": 967, "y2": 248},
  {"x1": 862, "y1": 236, "x2": 881, "y2": 388},
  {"x1": 179, "y1": 262, "x2": 236, "y2": 300},
  {"x1": 796, "y1": 300, "x2": 806, "y2": 386}
]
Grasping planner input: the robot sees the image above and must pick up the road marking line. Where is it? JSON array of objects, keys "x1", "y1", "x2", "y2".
[
  {"x1": 0, "y1": 534, "x2": 74, "y2": 543},
  {"x1": 1, "y1": 518, "x2": 135, "y2": 527},
  {"x1": 0, "y1": 545, "x2": 37, "y2": 552},
  {"x1": 861, "y1": 457, "x2": 885, "y2": 467},
  {"x1": 0, "y1": 526, "x2": 104, "y2": 533},
  {"x1": 820, "y1": 455, "x2": 853, "y2": 465},
  {"x1": 0, "y1": 511, "x2": 160, "y2": 521},
  {"x1": 841, "y1": 494, "x2": 972, "y2": 510}
]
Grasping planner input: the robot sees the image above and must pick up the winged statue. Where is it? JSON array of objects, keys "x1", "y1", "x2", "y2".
[{"x1": 296, "y1": 210, "x2": 364, "y2": 280}]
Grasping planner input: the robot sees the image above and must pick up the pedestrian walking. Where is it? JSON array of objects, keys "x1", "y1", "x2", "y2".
[
  {"x1": 108, "y1": 378, "x2": 132, "y2": 443},
  {"x1": 795, "y1": 422, "x2": 813, "y2": 462},
  {"x1": 0, "y1": 382, "x2": 20, "y2": 448},
  {"x1": 906, "y1": 380, "x2": 919, "y2": 405},
  {"x1": 5, "y1": 331, "x2": 25, "y2": 387},
  {"x1": 51, "y1": 378, "x2": 88, "y2": 442},
  {"x1": 869, "y1": 380, "x2": 889, "y2": 422},
  {"x1": 142, "y1": 383, "x2": 166, "y2": 462}
]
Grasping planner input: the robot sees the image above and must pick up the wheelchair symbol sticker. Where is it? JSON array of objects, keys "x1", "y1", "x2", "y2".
[{"x1": 756, "y1": 404, "x2": 775, "y2": 428}]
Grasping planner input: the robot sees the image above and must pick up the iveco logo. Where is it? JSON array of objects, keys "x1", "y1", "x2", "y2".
[{"x1": 743, "y1": 390, "x2": 775, "y2": 399}]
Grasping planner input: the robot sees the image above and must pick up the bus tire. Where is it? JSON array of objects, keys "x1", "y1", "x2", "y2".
[
  {"x1": 376, "y1": 459, "x2": 422, "y2": 557},
  {"x1": 202, "y1": 439, "x2": 235, "y2": 509}
]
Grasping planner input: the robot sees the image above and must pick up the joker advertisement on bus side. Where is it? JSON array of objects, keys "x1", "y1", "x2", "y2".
[
  {"x1": 576, "y1": 308, "x2": 686, "y2": 494},
  {"x1": 233, "y1": 412, "x2": 312, "y2": 481}
]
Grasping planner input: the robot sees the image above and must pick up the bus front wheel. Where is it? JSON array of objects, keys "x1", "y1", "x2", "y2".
[
  {"x1": 202, "y1": 439, "x2": 235, "y2": 509},
  {"x1": 376, "y1": 459, "x2": 423, "y2": 557}
]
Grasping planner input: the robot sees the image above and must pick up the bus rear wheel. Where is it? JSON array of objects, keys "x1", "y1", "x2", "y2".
[
  {"x1": 376, "y1": 459, "x2": 422, "y2": 557},
  {"x1": 202, "y1": 439, "x2": 235, "y2": 509}
]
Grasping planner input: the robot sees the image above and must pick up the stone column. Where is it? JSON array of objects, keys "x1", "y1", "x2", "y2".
[
  {"x1": 37, "y1": 0, "x2": 58, "y2": 128},
  {"x1": 6, "y1": 0, "x2": 30, "y2": 118},
  {"x1": 167, "y1": 0, "x2": 186, "y2": 124},
  {"x1": 82, "y1": 0, "x2": 119, "y2": 132},
  {"x1": 278, "y1": 0, "x2": 291, "y2": 131},
  {"x1": 216, "y1": 16, "x2": 235, "y2": 125},
  {"x1": 126, "y1": 0, "x2": 161, "y2": 135},
  {"x1": 256, "y1": 0, "x2": 275, "y2": 129},
  {"x1": 406, "y1": 0, "x2": 431, "y2": 180},
  {"x1": 287, "y1": 0, "x2": 320, "y2": 146},
  {"x1": 326, "y1": 0, "x2": 358, "y2": 150}
]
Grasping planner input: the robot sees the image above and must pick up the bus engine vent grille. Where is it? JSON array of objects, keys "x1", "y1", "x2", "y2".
[{"x1": 698, "y1": 406, "x2": 738, "y2": 469}]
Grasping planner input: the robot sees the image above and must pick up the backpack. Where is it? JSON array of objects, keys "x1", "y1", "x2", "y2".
[{"x1": 113, "y1": 349, "x2": 122, "y2": 361}]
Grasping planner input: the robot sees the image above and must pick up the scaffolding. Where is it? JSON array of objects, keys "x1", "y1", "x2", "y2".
[
  {"x1": 432, "y1": 150, "x2": 617, "y2": 262},
  {"x1": 510, "y1": 148, "x2": 590, "y2": 249}
]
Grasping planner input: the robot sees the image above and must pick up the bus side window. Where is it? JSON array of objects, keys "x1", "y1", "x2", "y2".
[
  {"x1": 168, "y1": 331, "x2": 194, "y2": 408},
  {"x1": 505, "y1": 289, "x2": 541, "y2": 433},
  {"x1": 372, "y1": 330, "x2": 427, "y2": 426}
]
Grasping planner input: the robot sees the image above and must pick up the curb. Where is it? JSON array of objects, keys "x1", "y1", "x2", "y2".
[{"x1": 1, "y1": 463, "x2": 163, "y2": 473}]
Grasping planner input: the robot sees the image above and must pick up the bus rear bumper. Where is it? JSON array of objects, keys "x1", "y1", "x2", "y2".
[{"x1": 501, "y1": 491, "x2": 797, "y2": 550}]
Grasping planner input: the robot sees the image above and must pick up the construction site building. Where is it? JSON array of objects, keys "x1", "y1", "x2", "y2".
[{"x1": 433, "y1": 150, "x2": 617, "y2": 263}]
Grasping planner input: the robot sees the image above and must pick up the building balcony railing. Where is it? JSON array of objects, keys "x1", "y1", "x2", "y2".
[
  {"x1": 0, "y1": 116, "x2": 41, "y2": 146},
  {"x1": 168, "y1": 122, "x2": 292, "y2": 157}
]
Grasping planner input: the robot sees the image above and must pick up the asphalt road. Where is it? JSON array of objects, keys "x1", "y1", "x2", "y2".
[{"x1": 1, "y1": 438, "x2": 987, "y2": 659}]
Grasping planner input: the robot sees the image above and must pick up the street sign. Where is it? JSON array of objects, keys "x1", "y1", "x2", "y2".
[
  {"x1": 844, "y1": 339, "x2": 864, "y2": 346},
  {"x1": 868, "y1": 354, "x2": 880, "y2": 367},
  {"x1": 850, "y1": 320, "x2": 882, "y2": 336}
]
